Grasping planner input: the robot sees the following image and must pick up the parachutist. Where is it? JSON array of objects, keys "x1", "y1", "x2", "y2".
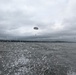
[{"x1": 33, "y1": 27, "x2": 39, "y2": 36}]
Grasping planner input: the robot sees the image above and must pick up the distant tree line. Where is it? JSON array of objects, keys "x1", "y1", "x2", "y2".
[{"x1": 0, "y1": 40, "x2": 74, "y2": 43}]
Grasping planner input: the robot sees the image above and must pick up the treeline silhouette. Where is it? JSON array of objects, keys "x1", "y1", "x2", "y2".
[{"x1": 0, "y1": 40, "x2": 74, "y2": 43}]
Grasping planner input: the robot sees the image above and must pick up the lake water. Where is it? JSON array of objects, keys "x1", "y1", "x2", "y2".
[{"x1": 0, "y1": 42, "x2": 76, "y2": 75}]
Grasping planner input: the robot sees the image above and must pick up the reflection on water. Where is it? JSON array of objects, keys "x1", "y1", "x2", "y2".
[{"x1": 0, "y1": 42, "x2": 76, "y2": 75}]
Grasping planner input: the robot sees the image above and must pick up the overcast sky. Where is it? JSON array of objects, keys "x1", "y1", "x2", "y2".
[{"x1": 0, "y1": 0, "x2": 76, "y2": 40}]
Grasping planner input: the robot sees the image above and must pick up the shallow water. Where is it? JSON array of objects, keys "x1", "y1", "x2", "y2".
[{"x1": 0, "y1": 42, "x2": 76, "y2": 75}]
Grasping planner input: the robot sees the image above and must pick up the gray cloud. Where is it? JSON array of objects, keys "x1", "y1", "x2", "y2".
[{"x1": 0, "y1": 0, "x2": 76, "y2": 40}]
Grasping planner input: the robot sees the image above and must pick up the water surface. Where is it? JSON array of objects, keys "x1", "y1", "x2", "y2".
[{"x1": 0, "y1": 42, "x2": 76, "y2": 75}]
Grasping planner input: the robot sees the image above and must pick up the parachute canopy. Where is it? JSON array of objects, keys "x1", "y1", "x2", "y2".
[{"x1": 33, "y1": 27, "x2": 39, "y2": 30}]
